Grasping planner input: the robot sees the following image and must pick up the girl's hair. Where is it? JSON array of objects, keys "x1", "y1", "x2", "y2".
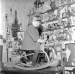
[{"x1": 28, "y1": 15, "x2": 43, "y2": 36}]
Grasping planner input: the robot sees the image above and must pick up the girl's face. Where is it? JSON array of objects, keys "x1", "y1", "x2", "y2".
[{"x1": 32, "y1": 17, "x2": 40, "y2": 27}]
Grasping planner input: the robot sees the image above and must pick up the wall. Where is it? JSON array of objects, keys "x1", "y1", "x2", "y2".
[{"x1": 0, "y1": 0, "x2": 35, "y2": 38}]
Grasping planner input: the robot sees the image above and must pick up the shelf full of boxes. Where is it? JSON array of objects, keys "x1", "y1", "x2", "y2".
[{"x1": 30, "y1": 0, "x2": 75, "y2": 73}]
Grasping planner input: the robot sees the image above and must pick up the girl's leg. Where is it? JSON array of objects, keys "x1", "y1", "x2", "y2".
[{"x1": 32, "y1": 49, "x2": 39, "y2": 66}]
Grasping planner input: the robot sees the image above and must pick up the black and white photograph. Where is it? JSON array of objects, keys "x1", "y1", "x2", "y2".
[{"x1": 0, "y1": 0, "x2": 75, "y2": 74}]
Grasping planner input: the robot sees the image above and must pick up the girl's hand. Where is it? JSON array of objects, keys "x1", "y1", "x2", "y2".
[{"x1": 37, "y1": 39, "x2": 45, "y2": 43}]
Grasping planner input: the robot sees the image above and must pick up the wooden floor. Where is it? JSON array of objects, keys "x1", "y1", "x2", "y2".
[
  {"x1": 1, "y1": 70, "x2": 75, "y2": 74},
  {"x1": 1, "y1": 66, "x2": 75, "y2": 74},
  {"x1": 1, "y1": 70, "x2": 60, "y2": 74},
  {"x1": 1, "y1": 71, "x2": 57, "y2": 74},
  {"x1": 0, "y1": 67, "x2": 63, "y2": 74}
]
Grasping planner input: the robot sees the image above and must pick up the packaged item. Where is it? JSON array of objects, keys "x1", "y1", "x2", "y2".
[
  {"x1": 55, "y1": 0, "x2": 60, "y2": 7},
  {"x1": 71, "y1": 16, "x2": 75, "y2": 26},
  {"x1": 71, "y1": 0, "x2": 75, "y2": 2},
  {"x1": 49, "y1": 12, "x2": 54, "y2": 21},
  {"x1": 41, "y1": 13, "x2": 49, "y2": 22},
  {"x1": 51, "y1": 10, "x2": 58, "y2": 20},
  {"x1": 62, "y1": 6, "x2": 68, "y2": 18},
  {"x1": 41, "y1": 22, "x2": 48, "y2": 30},
  {"x1": 17, "y1": 32, "x2": 24, "y2": 40},
  {"x1": 67, "y1": 0, "x2": 71, "y2": 3},
  {"x1": 50, "y1": 0, "x2": 56, "y2": 10},
  {"x1": 71, "y1": 27, "x2": 75, "y2": 41},
  {"x1": 71, "y1": 4, "x2": 75, "y2": 15}
]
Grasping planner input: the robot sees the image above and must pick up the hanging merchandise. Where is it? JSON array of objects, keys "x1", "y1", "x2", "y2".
[
  {"x1": 34, "y1": 0, "x2": 43, "y2": 8},
  {"x1": 71, "y1": 0, "x2": 75, "y2": 2},
  {"x1": 72, "y1": 59, "x2": 75, "y2": 66},
  {"x1": 49, "y1": 12, "x2": 53, "y2": 21},
  {"x1": 60, "y1": 0, "x2": 68, "y2": 5},
  {"x1": 67, "y1": 0, "x2": 71, "y2": 3},
  {"x1": 59, "y1": 6, "x2": 68, "y2": 18},
  {"x1": 49, "y1": 10, "x2": 58, "y2": 21},
  {"x1": 71, "y1": 27, "x2": 75, "y2": 41},
  {"x1": 35, "y1": 0, "x2": 51, "y2": 13},
  {"x1": 14, "y1": 41, "x2": 20, "y2": 49},
  {"x1": 55, "y1": 0, "x2": 60, "y2": 7},
  {"x1": 61, "y1": 21, "x2": 66, "y2": 27},
  {"x1": 71, "y1": 4, "x2": 75, "y2": 14},
  {"x1": 50, "y1": 0, "x2": 56, "y2": 10},
  {"x1": 70, "y1": 4, "x2": 75, "y2": 27},
  {"x1": 71, "y1": 16, "x2": 75, "y2": 26},
  {"x1": 53, "y1": 10, "x2": 58, "y2": 19},
  {"x1": 17, "y1": 32, "x2": 24, "y2": 41},
  {"x1": 41, "y1": 0, "x2": 51, "y2": 12},
  {"x1": 67, "y1": 18, "x2": 71, "y2": 27},
  {"x1": 41, "y1": 22, "x2": 49, "y2": 30},
  {"x1": 8, "y1": 47, "x2": 13, "y2": 61},
  {"x1": 65, "y1": 30, "x2": 72, "y2": 41}
]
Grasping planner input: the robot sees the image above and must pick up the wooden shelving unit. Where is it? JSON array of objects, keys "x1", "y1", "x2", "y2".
[
  {"x1": 34, "y1": 0, "x2": 75, "y2": 73},
  {"x1": 33, "y1": 1, "x2": 75, "y2": 14}
]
